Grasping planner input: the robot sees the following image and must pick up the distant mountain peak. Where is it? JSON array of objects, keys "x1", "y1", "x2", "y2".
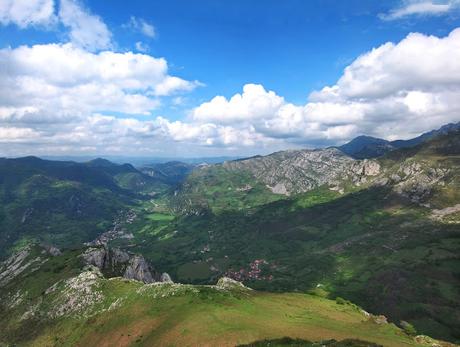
[
  {"x1": 339, "y1": 121, "x2": 460, "y2": 159},
  {"x1": 86, "y1": 158, "x2": 115, "y2": 167}
]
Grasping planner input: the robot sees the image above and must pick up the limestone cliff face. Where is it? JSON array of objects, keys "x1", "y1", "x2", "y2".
[
  {"x1": 391, "y1": 160, "x2": 450, "y2": 206},
  {"x1": 223, "y1": 148, "x2": 356, "y2": 196},
  {"x1": 171, "y1": 147, "x2": 385, "y2": 214},
  {"x1": 0, "y1": 246, "x2": 37, "y2": 287},
  {"x1": 174, "y1": 132, "x2": 459, "y2": 215},
  {"x1": 81, "y1": 246, "x2": 171, "y2": 284},
  {"x1": 1, "y1": 244, "x2": 172, "y2": 287},
  {"x1": 221, "y1": 148, "x2": 384, "y2": 196},
  {"x1": 123, "y1": 255, "x2": 155, "y2": 283},
  {"x1": 0, "y1": 244, "x2": 64, "y2": 288}
]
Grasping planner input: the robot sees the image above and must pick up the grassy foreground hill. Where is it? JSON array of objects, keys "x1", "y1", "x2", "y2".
[{"x1": 0, "y1": 245, "x2": 451, "y2": 347}]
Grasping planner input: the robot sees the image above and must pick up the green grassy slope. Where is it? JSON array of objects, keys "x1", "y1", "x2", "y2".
[
  {"x1": 0, "y1": 247, "x2": 438, "y2": 347},
  {"x1": 170, "y1": 164, "x2": 283, "y2": 214}
]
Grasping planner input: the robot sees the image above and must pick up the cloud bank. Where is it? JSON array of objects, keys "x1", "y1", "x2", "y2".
[
  {"x1": 187, "y1": 28, "x2": 460, "y2": 146},
  {"x1": 1, "y1": 1, "x2": 460, "y2": 156}
]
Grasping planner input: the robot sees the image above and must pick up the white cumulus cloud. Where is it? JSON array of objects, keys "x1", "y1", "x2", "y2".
[
  {"x1": 124, "y1": 16, "x2": 156, "y2": 38},
  {"x1": 186, "y1": 27, "x2": 460, "y2": 148},
  {"x1": 0, "y1": 0, "x2": 113, "y2": 51},
  {"x1": 193, "y1": 84, "x2": 284, "y2": 124},
  {"x1": 379, "y1": 0, "x2": 460, "y2": 20},
  {"x1": 58, "y1": 0, "x2": 112, "y2": 51},
  {"x1": 0, "y1": 43, "x2": 200, "y2": 123},
  {"x1": 1, "y1": 26, "x2": 460, "y2": 156},
  {"x1": 0, "y1": 0, "x2": 55, "y2": 28}
]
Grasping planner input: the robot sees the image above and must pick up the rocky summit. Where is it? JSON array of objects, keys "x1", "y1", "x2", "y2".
[{"x1": 82, "y1": 246, "x2": 171, "y2": 284}]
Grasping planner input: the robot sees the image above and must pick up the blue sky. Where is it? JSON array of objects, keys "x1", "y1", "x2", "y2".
[{"x1": 0, "y1": 0, "x2": 460, "y2": 157}]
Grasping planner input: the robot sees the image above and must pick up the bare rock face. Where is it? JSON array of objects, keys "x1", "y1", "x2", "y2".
[
  {"x1": 47, "y1": 266, "x2": 104, "y2": 319},
  {"x1": 350, "y1": 160, "x2": 381, "y2": 185},
  {"x1": 393, "y1": 161, "x2": 449, "y2": 204},
  {"x1": 42, "y1": 245, "x2": 62, "y2": 257},
  {"x1": 223, "y1": 148, "x2": 356, "y2": 195},
  {"x1": 362, "y1": 160, "x2": 381, "y2": 176},
  {"x1": 81, "y1": 246, "x2": 164, "y2": 284},
  {"x1": 0, "y1": 246, "x2": 32, "y2": 287},
  {"x1": 216, "y1": 277, "x2": 250, "y2": 290},
  {"x1": 123, "y1": 255, "x2": 155, "y2": 283},
  {"x1": 218, "y1": 148, "x2": 386, "y2": 196},
  {"x1": 160, "y1": 272, "x2": 173, "y2": 283},
  {"x1": 350, "y1": 160, "x2": 381, "y2": 176},
  {"x1": 0, "y1": 244, "x2": 64, "y2": 288},
  {"x1": 111, "y1": 247, "x2": 130, "y2": 265},
  {"x1": 269, "y1": 182, "x2": 288, "y2": 195},
  {"x1": 82, "y1": 247, "x2": 107, "y2": 270},
  {"x1": 431, "y1": 204, "x2": 460, "y2": 220},
  {"x1": 370, "y1": 314, "x2": 388, "y2": 325}
]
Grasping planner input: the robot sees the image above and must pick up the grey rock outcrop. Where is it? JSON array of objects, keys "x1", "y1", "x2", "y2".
[
  {"x1": 160, "y1": 272, "x2": 173, "y2": 283},
  {"x1": 0, "y1": 247, "x2": 32, "y2": 287},
  {"x1": 216, "y1": 277, "x2": 250, "y2": 290},
  {"x1": 393, "y1": 160, "x2": 449, "y2": 204},
  {"x1": 81, "y1": 246, "x2": 165, "y2": 284},
  {"x1": 0, "y1": 245, "x2": 48, "y2": 287},
  {"x1": 123, "y1": 255, "x2": 154, "y2": 283},
  {"x1": 111, "y1": 247, "x2": 130, "y2": 265},
  {"x1": 370, "y1": 314, "x2": 388, "y2": 325},
  {"x1": 82, "y1": 247, "x2": 107, "y2": 269},
  {"x1": 350, "y1": 160, "x2": 381, "y2": 185},
  {"x1": 431, "y1": 204, "x2": 460, "y2": 219},
  {"x1": 42, "y1": 245, "x2": 62, "y2": 257}
]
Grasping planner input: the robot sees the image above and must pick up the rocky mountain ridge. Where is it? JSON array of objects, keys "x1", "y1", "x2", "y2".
[
  {"x1": 338, "y1": 121, "x2": 460, "y2": 159},
  {"x1": 173, "y1": 131, "x2": 459, "y2": 217},
  {"x1": 171, "y1": 146, "x2": 384, "y2": 215},
  {"x1": 223, "y1": 148, "x2": 383, "y2": 195}
]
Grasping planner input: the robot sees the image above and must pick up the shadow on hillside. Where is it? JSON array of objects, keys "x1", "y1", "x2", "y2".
[
  {"x1": 127, "y1": 183, "x2": 460, "y2": 343},
  {"x1": 237, "y1": 337, "x2": 382, "y2": 347}
]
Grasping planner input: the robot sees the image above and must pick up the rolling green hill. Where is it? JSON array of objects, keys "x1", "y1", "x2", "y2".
[
  {"x1": 0, "y1": 157, "x2": 167, "y2": 256},
  {"x1": 0, "y1": 245, "x2": 451, "y2": 347}
]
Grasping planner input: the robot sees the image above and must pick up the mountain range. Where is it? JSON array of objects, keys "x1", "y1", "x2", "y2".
[
  {"x1": 338, "y1": 122, "x2": 460, "y2": 159},
  {"x1": 0, "y1": 123, "x2": 459, "y2": 346}
]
